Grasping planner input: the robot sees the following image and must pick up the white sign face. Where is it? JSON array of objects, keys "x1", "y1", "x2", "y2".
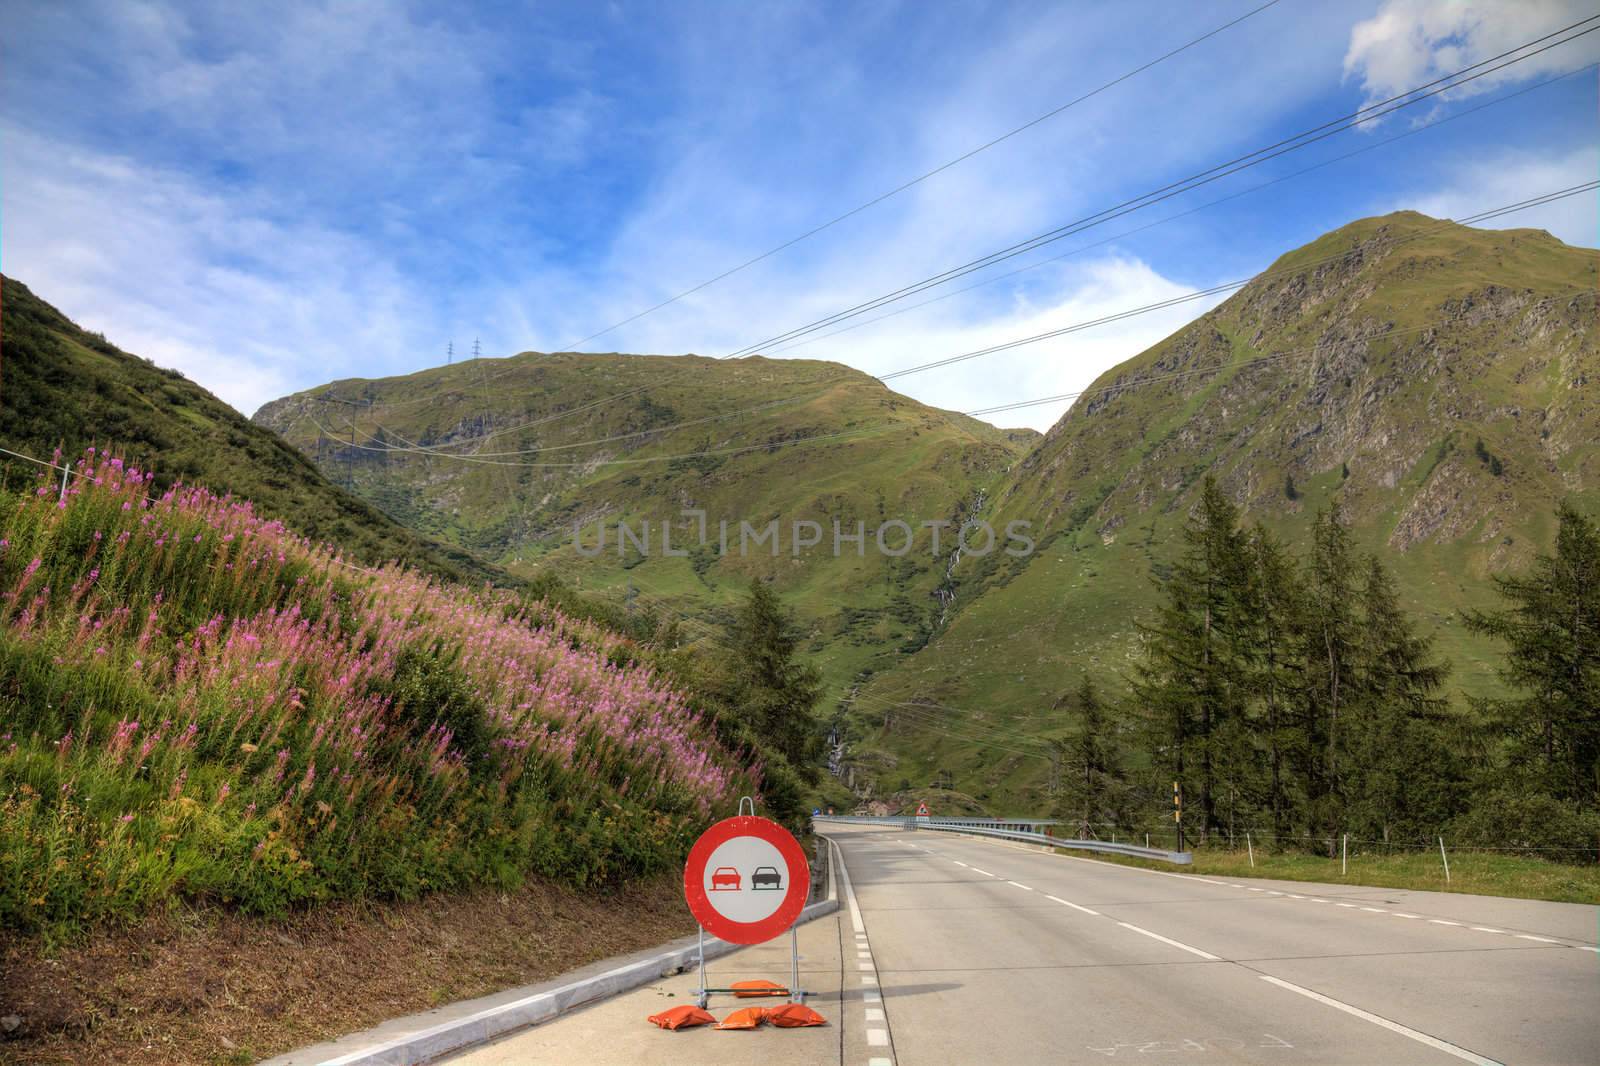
[{"x1": 700, "y1": 835, "x2": 790, "y2": 924}]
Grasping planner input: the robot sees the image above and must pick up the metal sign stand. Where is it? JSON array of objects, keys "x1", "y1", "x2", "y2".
[{"x1": 692, "y1": 797, "x2": 807, "y2": 1008}]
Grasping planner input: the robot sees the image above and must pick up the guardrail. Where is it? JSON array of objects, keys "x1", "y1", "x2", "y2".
[{"x1": 814, "y1": 815, "x2": 1192, "y2": 866}]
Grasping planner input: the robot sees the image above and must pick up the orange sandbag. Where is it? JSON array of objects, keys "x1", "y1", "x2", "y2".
[
  {"x1": 732, "y1": 979, "x2": 789, "y2": 998},
  {"x1": 647, "y1": 1005, "x2": 716, "y2": 1030},
  {"x1": 714, "y1": 1006, "x2": 769, "y2": 1030},
  {"x1": 765, "y1": 1003, "x2": 828, "y2": 1028}
]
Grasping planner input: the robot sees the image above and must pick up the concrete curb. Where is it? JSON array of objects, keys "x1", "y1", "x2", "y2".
[{"x1": 268, "y1": 847, "x2": 840, "y2": 1066}]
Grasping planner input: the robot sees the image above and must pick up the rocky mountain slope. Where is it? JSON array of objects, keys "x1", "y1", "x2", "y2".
[
  {"x1": 845, "y1": 213, "x2": 1598, "y2": 809},
  {"x1": 254, "y1": 353, "x2": 1032, "y2": 690}
]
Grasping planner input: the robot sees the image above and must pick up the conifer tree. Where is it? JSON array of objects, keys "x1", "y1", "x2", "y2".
[
  {"x1": 1239, "y1": 526, "x2": 1305, "y2": 841},
  {"x1": 1297, "y1": 507, "x2": 1362, "y2": 844},
  {"x1": 1465, "y1": 503, "x2": 1600, "y2": 807},
  {"x1": 1133, "y1": 477, "x2": 1248, "y2": 842},
  {"x1": 1059, "y1": 676, "x2": 1124, "y2": 838},
  {"x1": 723, "y1": 578, "x2": 825, "y2": 783},
  {"x1": 1348, "y1": 554, "x2": 1459, "y2": 838}
]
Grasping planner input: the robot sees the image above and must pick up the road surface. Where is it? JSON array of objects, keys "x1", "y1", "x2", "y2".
[{"x1": 447, "y1": 823, "x2": 1598, "y2": 1065}]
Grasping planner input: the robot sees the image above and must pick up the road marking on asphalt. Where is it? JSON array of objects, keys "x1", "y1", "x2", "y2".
[
  {"x1": 1266, "y1": 890, "x2": 1284, "y2": 896},
  {"x1": 1336, "y1": 902, "x2": 1357, "y2": 908},
  {"x1": 1515, "y1": 934, "x2": 1559, "y2": 943},
  {"x1": 1116, "y1": 921, "x2": 1222, "y2": 961},
  {"x1": 828, "y1": 836, "x2": 897, "y2": 1066},
  {"x1": 1008, "y1": 881, "x2": 1034, "y2": 891},
  {"x1": 1045, "y1": 894, "x2": 1101, "y2": 916},
  {"x1": 1248, "y1": 887, "x2": 1265, "y2": 892},
  {"x1": 1392, "y1": 913, "x2": 1422, "y2": 919},
  {"x1": 1258, "y1": 975, "x2": 1503, "y2": 1065},
  {"x1": 1286, "y1": 893, "x2": 1306, "y2": 899},
  {"x1": 1310, "y1": 898, "x2": 1331, "y2": 903},
  {"x1": 1470, "y1": 927, "x2": 1506, "y2": 934},
  {"x1": 969, "y1": 867, "x2": 995, "y2": 877},
  {"x1": 1429, "y1": 919, "x2": 1462, "y2": 926},
  {"x1": 952, "y1": 861, "x2": 969, "y2": 867},
  {"x1": 1360, "y1": 907, "x2": 1386, "y2": 913}
]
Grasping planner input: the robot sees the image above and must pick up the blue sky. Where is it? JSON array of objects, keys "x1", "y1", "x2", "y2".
[{"x1": 4, "y1": 0, "x2": 1596, "y2": 429}]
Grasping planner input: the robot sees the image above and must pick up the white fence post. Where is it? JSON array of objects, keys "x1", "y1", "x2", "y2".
[
  {"x1": 1341, "y1": 833, "x2": 1348, "y2": 877},
  {"x1": 1247, "y1": 831, "x2": 1255, "y2": 868},
  {"x1": 1439, "y1": 836, "x2": 1451, "y2": 884}
]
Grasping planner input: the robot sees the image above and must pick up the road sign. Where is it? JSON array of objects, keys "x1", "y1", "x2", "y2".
[
  {"x1": 916, "y1": 801, "x2": 930, "y2": 817},
  {"x1": 683, "y1": 815, "x2": 810, "y2": 945}
]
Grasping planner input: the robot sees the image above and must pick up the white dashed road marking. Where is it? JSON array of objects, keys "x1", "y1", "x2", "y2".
[
  {"x1": 1259, "y1": 976, "x2": 1502, "y2": 1065},
  {"x1": 1045, "y1": 894, "x2": 1101, "y2": 916},
  {"x1": 1116, "y1": 921, "x2": 1222, "y2": 961}
]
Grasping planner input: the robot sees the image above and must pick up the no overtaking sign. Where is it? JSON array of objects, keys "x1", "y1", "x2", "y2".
[{"x1": 683, "y1": 815, "x2": 810, "y2": 944}]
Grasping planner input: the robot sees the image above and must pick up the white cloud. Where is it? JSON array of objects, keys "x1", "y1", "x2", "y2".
[
  {"x1": 1401, "y1": 145, "x2": 1599, "y2": 247},
  {"x1": 2, "y1": 124, "x2": 425, "y2": 414},
  {"x1": 1344, "y1": 0, "x2": 1600, "y2": 113}
]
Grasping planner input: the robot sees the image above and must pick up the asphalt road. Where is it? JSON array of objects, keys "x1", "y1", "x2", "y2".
[
  {"x1": 446, "y1": 824, "x2": 1597, "y2": 1065},
  {"x1": 834, "y1": 824, "x2": 1598, "y2": 1066}
]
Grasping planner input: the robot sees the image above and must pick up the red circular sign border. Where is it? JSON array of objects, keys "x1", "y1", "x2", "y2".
[{"x1": 683, "y1": 815, "x2": 810, "y2": 944}]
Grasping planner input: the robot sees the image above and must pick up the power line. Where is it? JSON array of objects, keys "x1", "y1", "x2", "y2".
[
  {"x1": 304, "y1": 280, "x2": 1597, "y2": 472},
  {"x1": 717, "y1": 16, "x2": 1600, "y2": 360},
  {"x1": 763, "y1": 61, "x2": 1598, "y2": 359},
  {"x1": 429, "y1": 16, "x2": 1596, "y2": 440},
  {"x1": 552, "y1": 0, "x2": 1287, "y2": 354},
  {"x1": 318, "y1": 181, "x2": 1600, "y2": 465},
  {"x1": 307, "y1": 26, "x2": 1591, "y2": 430}
]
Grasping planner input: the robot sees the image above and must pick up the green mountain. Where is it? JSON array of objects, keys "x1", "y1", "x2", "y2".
[
  {"x1": 0, "y1": 276, "x2": 501, "y2": 585},
  {"x1": 254, "y1": 352, "x2": 1033, "y2": 692},
  {"x1": 247, "y1": 212, "x2": 1597, "y2": 814},
  {"x1": 846, "y1": 212, "x2": 1599, "y2": 809}
]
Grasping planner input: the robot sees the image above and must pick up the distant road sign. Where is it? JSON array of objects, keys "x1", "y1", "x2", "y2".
[{"x1": 684, "y1": 815, "x2": 809, "y2": 944}]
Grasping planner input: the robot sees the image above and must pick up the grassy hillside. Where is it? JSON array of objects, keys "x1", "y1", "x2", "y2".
[
  {"x1": 255, "y1": 352, "x2": 1030, "y2": 693},
  {"x1": 845, "y1": 214, "x2": 1599, "y2": 810},
  {"x1": 0, "y1": 276, "x2": 500, "y2": 585},
  {"x1": 0, "y1": 451, "x2": 753, "y2": 941}
]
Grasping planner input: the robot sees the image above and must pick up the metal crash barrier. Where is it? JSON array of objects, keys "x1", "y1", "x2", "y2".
[{"x1": 814, "y1": 815, "x2": 1192, "y2": 865}]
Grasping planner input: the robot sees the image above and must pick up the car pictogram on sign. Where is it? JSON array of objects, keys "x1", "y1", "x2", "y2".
[
  {"x1": 710, "y1": 866, "x2": 741, "y2": 891},
  {"x1": 751, "y1": 866, "x2": 782, "y2": 891}
]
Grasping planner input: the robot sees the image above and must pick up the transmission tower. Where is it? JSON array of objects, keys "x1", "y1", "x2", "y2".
[
  {"x1": 473, "y1": 337, "x2": 481, "y2": 360},
  {"x1": 447, "y1": 341, "x2": 454, "y2": 365}
]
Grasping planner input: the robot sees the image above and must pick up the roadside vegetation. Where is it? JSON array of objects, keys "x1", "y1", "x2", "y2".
[
  {"x1": 1089, "y1": 846, "x2": 1600, "y2": 906},
  {"x1": 0, "y1": 451, "x2": 756, "y2": 942},
  {"x1": 1046, "y1": 479, "x2": 1599, "y2": 890}
]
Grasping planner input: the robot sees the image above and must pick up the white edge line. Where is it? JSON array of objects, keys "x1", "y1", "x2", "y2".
[
  {"x1": 1115, "y1": 921, "x2": 1221, "y2": 961},
  {"x1": 1258, "y1": 975, "x2": 1502, "y2": 1065},
  {"x1": 1045, "y1": 894, "x2": 1101, "y2": 916},
  {"x1": 1008, "y1": 881, "x2": 1034, "y2": 891}
]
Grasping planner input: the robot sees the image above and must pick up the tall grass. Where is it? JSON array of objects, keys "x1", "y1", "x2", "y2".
[{"x1": 0, "y1": 450, "x2": 756, "y2": 940}]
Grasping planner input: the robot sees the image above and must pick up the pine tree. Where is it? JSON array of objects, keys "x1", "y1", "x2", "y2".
[
  {"x1": 1133, "y1": 477, "x2": 1248, "y2": 843},
  {"x1": 1348, "y1": 554, "x2": 1460, "y2": 838},
  {"x1": 1058, "y1": 676, "x2": 1124, "y2": 838},
  {"x1": 1239, "y1": 526, "x2": 1305, "y2": 842},
  {"x1": 1465, "y1": 503, "x2": 1600, "y2": 807},
  {"x1": 1297, "y1": 507, "x2": 1362, "y2": 846},
  {"x1": 722, "y1": 578, "x2": 825, "y2": 783}
]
